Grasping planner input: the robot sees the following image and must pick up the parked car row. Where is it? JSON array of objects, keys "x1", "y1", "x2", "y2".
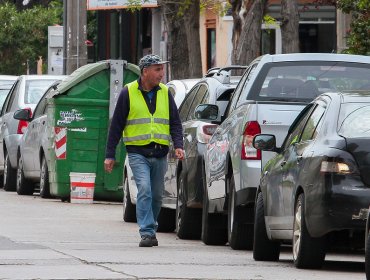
[{"x1": 123, "y1": 53, "x2": 370, "y2": 276}]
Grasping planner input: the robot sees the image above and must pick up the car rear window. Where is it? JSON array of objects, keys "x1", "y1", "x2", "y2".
[
  {"x1": 24, "y1": 79, "x2": 58, "y2": 104},
  {"x1": 248, "y1": 61, "x2": 370, "y2": 102},
  {"x1": 338, "y1": 103, "x2": 370, "y2": 137}
]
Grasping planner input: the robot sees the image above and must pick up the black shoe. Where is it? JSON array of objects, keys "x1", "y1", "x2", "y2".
[
  {"x1": 151, "y1": 235, "x2": 158, "y2": 246},
  {"x1": 139, "y1": 235, "x2": 154, "y2": 247}
]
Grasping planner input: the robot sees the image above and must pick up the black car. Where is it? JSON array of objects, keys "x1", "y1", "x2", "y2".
[
  {"x1": 173, "y1": 66, "x2": 246, "y2": 239},
  {"x1": 253, "y1": 91, "x2": 370, "y2": 269}
]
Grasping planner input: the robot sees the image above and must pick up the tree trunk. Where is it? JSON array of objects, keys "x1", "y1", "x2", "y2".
[
  {"x1": 281, "y1": 0, "x2": 300, "y2": 53},
  {"x1": 233, "y1": 0, "x2": 267, "y2": 66},
  {"x1": 183, "y1": 0, "x2": 202, "y2": 78},
  {"x1": 159, "y1": 0, "x2": 202, "y2": 80}
]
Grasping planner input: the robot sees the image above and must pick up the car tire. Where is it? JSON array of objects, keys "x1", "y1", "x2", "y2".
[
  {"x1": 227, "y1": 174, "x2": 253, "y2": 250},
  {"x1": 201, "y1": 176, "x2": 227, "y2": 245},
  {"x1": 123, "y1": 175, "x2": 137, "y2": 223},
  {"x1": 253, "y1": 192, "x2": 280, "y2": 261},
  {"x1": 3, "y1": 151, "x2": 17, "y2": 192},
  {"x1": 293, "y1": 193, "x2": 326, "y2": 269},
  {"x1": 157, "y1": 207, "x2": 175, "y2": 232},
  {"x1": 176, "y1": 171, "x2": 201, "y2": 239},
  {"x1": 39, "y1": 156, "x2": 51, "y2": 198},
  {"x1": 16, "y1": 156, "x2": 34, "y2": 195}
]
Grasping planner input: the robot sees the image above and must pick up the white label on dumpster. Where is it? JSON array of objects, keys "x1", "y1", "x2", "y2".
[
  {"x1": 70, "y1": 128, "x2": 87, "y2": 132},
  {"x1": 57, "y1": 109, "x2": 84, "y2": 125}
]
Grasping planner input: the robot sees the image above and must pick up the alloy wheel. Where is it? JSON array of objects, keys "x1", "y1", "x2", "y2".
[{"x1": 293, "y1": 201, "x2": 302, "y2": 260}]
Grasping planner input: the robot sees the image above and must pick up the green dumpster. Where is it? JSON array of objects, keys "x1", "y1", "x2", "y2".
[{"x1": 46, "y1": 60, "x2": 140, "y2": 201}]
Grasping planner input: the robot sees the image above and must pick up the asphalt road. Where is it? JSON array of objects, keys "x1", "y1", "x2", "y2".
[{"x1": 0, "y1": 189, "x2": 366, "y2": 280}]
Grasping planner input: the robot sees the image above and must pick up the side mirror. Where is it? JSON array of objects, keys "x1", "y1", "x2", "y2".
[
  {"x1": 194, "y1": 104, "x2": 219, "y2": 121},
  {"x1": 253, "y1": 134, "x2": 278, "y2": 152},
  {"x1": 13, "y1": 108, "x2": 32, "y2": 121}
]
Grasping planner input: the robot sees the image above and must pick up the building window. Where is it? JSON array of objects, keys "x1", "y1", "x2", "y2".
[{"x1": 207, "y1": 28, "x2": 216, "y2": 70}]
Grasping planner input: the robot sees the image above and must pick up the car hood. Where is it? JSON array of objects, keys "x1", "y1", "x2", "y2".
[{"x1": 346, "y1": 138, "x2": 370, "y2": 186}]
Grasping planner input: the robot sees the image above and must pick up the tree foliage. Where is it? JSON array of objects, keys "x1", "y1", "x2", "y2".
[
  {"x1": 337, "y1": 0, "x2": 370, "y2": 55},
  {"x1": 0, "y1": 1, "x2": 62, "y2": 74}
]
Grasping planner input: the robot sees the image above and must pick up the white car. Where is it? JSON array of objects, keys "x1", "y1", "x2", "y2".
[
  {"x1": 0, "y1": 75, "x2": 17, "y2": 109},
  {"x1": 0, "y1": 75, "x2": 66, "y2": 191},
  {"x1": 167, "y1": 79, "x2": 199, "y2": 108},
  {"x1": 122, "y1": 78, "x2": 199, "y2": 232}
]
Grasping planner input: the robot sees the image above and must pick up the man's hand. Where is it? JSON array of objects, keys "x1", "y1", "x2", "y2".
[
  {"x1": 175, "y1": 148, "x2": 184, "y2": 160},
  {"x1": 104, "y1": 159, "x2": 115, "y2": 173}
]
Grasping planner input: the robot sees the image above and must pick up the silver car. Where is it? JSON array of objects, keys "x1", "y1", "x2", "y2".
[
  {"x1": 0, "y1": 75, "x2": 66, "y2": 191},
  {"x1": 203, "y1": 53, "x2": 370, "y2": 249},
  {"x1": 13, "y1": 82, "x2": 62, "y2": 196},
  {"x1": 0, "y1": 75, "x2": 17, "y2": 109}
]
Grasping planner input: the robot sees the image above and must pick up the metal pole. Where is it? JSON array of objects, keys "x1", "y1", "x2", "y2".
[{"x1": 77, "y1": 0, "x2": 80, "y2": 68}]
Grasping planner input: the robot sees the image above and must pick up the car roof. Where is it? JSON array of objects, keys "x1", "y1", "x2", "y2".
[
  {"x1": 255, "y1": 53, "x2": 370, "y2": 64},
  {"x1": 322, "y1": 91, "x2": 370, "y2": 103},
  {"x1": 0, "y1": 75, "x2": 18, "y2": 81},
  {"x1": 18, "y1": 75, "x2": 66, "y2": 81},
  {"x1": 167, "y1": 79, "x2": 199, "y2": 92}
]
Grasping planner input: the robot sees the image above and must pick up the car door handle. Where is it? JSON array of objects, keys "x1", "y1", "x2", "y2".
[{"x1": 281, "y1": 161, "x2": 286, "y2": 167}]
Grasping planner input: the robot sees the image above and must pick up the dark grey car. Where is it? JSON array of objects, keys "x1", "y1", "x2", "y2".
[
  {"x1": 253, "y1": 92, "x2": 370, "y2": 269},
  {"x1": 174, "y1": 66, "x2": 245, "y2": 239}
]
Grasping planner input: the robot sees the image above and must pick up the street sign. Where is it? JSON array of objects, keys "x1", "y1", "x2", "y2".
[{"x1": 87, "y1": 0, "x2": 157, "y2": 10}]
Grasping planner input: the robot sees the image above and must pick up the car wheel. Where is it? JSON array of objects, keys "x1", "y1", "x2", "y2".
[
  {"x1": 16, "y1": 156, "x2": 34, "y2": 195},
  {"x1": 3, "y1": 151, "x2": 17, "y2": 192},
  {"x1": 176, "y1": 170, "x2": 201, "y2": 239},
  {"x1": 293, "y1": 193, "x2": 326, "y2": 269},
  {"x1": 123, "y1": 174, "x2": 137, "y2": 222},
  {"x1": 157, "y1": 207, "x2": 175, "y2": 232},
  {"x1": 227, "y1": 174, "x2": 253, "y2": 250},
  {"x1": 201, "y1": 175, "x2": 227, "y2": 245},
  {"x1": 366, "y1": 218, "x2": 370, "y2": 280},
  {"x1": 39, "y1": 156, "x2": 51, "y2": 198},
  {"x1": 253, "y1": 192, "x2": 280, "y2": 261}
]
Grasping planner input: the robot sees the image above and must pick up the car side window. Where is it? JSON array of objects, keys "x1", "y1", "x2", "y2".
[
  {"x1": 1, "y1": 80, "x2": 18, "y2": 116},
  {"x1": 226, "y1": 66, "x2": 251, "y2": 114},
  {"x1": 33, "y1": 97, "x2": 47, "y2": 119},
  {"x1": 281, "y1": 105, "x2": 315, "y2": 151},
  {"x1": 179, "y1": 85, "x2": 199, "y2": 122},
  {"x1": 300, "y1": 105, "x2": 326, "y2": 142},
  {"x1": 235, "y1": 64, "x2": 258, "y2": 108},
  {"x1": 3, "y1": 81, "x2": 21, "y2": 114},
  {"x1": 187, "y1": 84, "x2": 208, "y2": 121}
]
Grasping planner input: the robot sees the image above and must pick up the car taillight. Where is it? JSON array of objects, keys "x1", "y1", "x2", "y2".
[
  {"x1": 17, "y1": 108, "x2": 32, "y2": 134},
  {"x1": 241, "y1": 121, "x2": 261, "y2": 160},
  {"x1": 320, "y1": 160, "x2": 358, "y2": 174},
  {"x1": 197, "y1": 123, "x2": 218, "y2": 144}
]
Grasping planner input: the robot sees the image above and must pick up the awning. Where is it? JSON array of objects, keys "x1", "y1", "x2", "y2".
[{"x1": 87, "y1": 0, "x2": 158, "y2": 10}]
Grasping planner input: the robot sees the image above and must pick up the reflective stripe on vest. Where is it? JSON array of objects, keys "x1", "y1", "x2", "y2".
[{"x1": 123, "y1": 81, "x2": 170, "y2": 146}]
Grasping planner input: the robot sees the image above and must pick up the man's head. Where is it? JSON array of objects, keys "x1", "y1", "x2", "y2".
[
  {"x1": 139, "y1": 54, "x2": 169, "y2": 71},
  {"x1": 139, "y1": 54, "x2": 169, "y2": 89}
]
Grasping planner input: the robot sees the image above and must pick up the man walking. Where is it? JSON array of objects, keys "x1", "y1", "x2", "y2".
[{"x1": 104, "y1": 54, "x2": 184, "y2": 247}]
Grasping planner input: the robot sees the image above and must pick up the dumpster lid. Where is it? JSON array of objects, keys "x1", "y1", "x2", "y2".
[
  {"x1": 51, "y1": 61, "x2": 140, "y2": 97},
  {"x1": 52, "y1": 61, "x2": 110, "y2": 96}
]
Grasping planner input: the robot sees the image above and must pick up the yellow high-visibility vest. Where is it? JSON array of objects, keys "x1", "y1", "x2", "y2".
[{"x1": 123, "y1": 80, "x2": 170, "y2": 146}]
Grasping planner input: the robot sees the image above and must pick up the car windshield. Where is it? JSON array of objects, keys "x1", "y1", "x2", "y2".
[
  {"x1": 252, "y1": 61, "x2": 370, "y2": 102},
  {"x1": 338, "y1": 103, "x2": 370, "y2": 137},
  {"x1": 24, "y1": 79, "x2": 58, "y2": 104}
]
